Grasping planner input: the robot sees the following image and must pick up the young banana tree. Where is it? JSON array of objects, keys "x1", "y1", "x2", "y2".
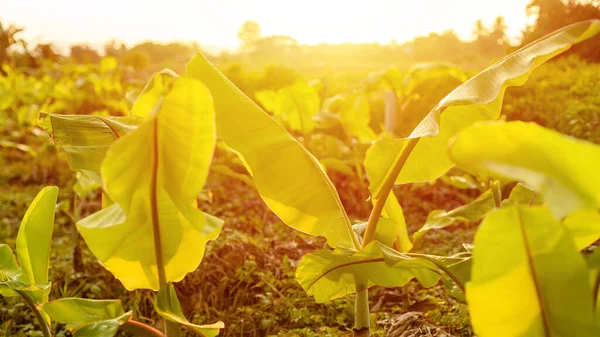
[
  {"x1": 40, "y1": 72, "x2": 225, "y2": 337},
  {"x1": 0, "y1": 187, "x2": 168, "y2": 337}
]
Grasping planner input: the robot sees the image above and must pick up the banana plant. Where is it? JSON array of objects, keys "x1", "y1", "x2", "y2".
[
  {"x1": 447, "y1": 120, "x2": 600, "y2": 336},
  {"x1": 0, "y1": 186, "x2": 57, "y2": 337},
  {"x1": 40, "y1": 72, "x2": 225, "y2": 336},
  {"x1": 185, "y1": 53, "x2": 470, "y2": 336},
  {"x1": 0, "y1": 187, "x2": 163, "y2": 337}
]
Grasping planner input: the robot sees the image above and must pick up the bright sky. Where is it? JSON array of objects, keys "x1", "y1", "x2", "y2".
[{"x1": 2, "y1": 0, "x2": 533, "y2": 52}]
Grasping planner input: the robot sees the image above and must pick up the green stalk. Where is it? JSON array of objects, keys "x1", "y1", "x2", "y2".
[
  {"x1": 150, "y1": 118, "x2": 179, "y2": 337},
  {"x1": 353, "y1": 137, "x2": 420, "y2": 337},
  {"x1": 491, "y1": 180, "x2": 502, "y2": 208},
  {"x1": 16, "y1": 290, "x2": 52, "y2": 337},
  {"x1": 361, "y1": 138, "x2": 420, "y2": 246},
  {"x1": 354, "y1": 284, "x2": 370, "y2": 336}
]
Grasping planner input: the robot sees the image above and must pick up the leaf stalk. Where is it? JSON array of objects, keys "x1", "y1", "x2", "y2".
[{"x1": 16, "y1": 290, "x2": 52, "y2": 337}]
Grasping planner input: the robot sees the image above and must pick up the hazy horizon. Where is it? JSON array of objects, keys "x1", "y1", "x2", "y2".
[{"x1": 3, "y1": 0, "x2": 534, "y2": 53}]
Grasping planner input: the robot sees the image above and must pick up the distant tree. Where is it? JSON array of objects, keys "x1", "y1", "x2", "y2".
[
  {"x1": 490, "y1": 16, "x2": 509, "y2": 48},
  {"x1": 104, "y1": 39, "x2": 127, "y2": 59},
  {"x1": 128, "y1": 42, "x2": 195, "y2": 67},
  {"x1": 471, "y1": 17, "x2": 508, "y2": 58},
  {"x1": 523, "y1": 0, "x2": 600, "y2": 60},
  {"x1": 472, "y1": 19, "x2": 490, "y2": 40},
  {"x1": 70, "y1": 44, "x2": 101, "y2": 64},
  {"x1": 252, "y1": 35, "x2": 298, "y2": 61},
  {"x1": 0, "y1": 21, "x2": 25, "y2": 70},
  {"x1": 238, "y1": 20, "x2": 262, "y2": 51},
  {"x1": 35, "y1": 43, "x2": 59, "y2": 62}
]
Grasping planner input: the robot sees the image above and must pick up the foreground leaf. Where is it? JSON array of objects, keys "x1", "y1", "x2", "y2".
[
  {"x1": 467, "y1": 205, "x2": 598, "y2": 337},
  {"x1": 43, "y1": 298, "x2": 132, "y2": 337},
  {"x1": 186, "y1": 53, "x2": 358, "y2": 250},
  {"x1": 16, "y1": 186, "x2": 58, "y2": 304},
  {"x1": 78, "y1": 77, "x2": 222, "y2": 290},
  {"x1": 365, "y1": 20, "x2": 600, "y2": 196},
  {"x1": 449, "y1": 121, "x2": 600, "y2": 218},
  {"x1": 155, "y1": 284, "x2": 224, "y2": 337}
]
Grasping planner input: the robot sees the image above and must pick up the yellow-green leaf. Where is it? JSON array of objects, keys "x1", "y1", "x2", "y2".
[
  {"x1": 131, "y1": 69, "x2": 179, "y2": 118},
  {"x1": 319, "y1": 158, "x2": 355, "y2": 176},
  {"x1": 563, "y1": 210, "x2": 600, "y2": 251},
  {"x1": 77, "y1": 77, "x2": 223, "y2": 290},
  {"x1": 365, "y1": 20, "x2": 600, "y2": 197},
  {"x1": 415, "y1": 190, "x2": 495, "y2": 243},
  {"x1": 16, "y1": 186, "x2": 58, "y2": 304},
  {"x1": 186, "y1": 53, "x2": 358, "y2": 250},
  {"x1": 38, "y1": 113, "x2": 142, "y2": 173},
  {"x1": 296, "y1": 243, "x2": 436, "y2": 303},
  {"x1": 265, "y1": 81, "x2": 320, "y2": 133},
  {"x1": 467, "y1": 205, "x2": 598, "y2": 337},
  {"x1": 449, "y1": 121, "x2": 600, "y2": 218},
  {"x1": 0, "y1": 244, "x2": 50, "y2": 298},
  {"x1": 43, "y1": 298, "x2": 132, "y2": 337},
  {"x1": 296, "y1": 242, "x2": 470, "y2": 303},
  {"x1": 381, "y1": 190, "x2": 412, "y2": 252},
  {"x1": 155, "y1": 283, "x2": 224, "y2": 337}
]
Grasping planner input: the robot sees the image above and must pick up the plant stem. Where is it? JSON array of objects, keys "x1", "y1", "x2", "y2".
[
  {"x1": 491, "y1": 180, "x2": 502, "y2": 208},
  {"x1": 121, "y1": 320, "x2": 166, "y2": 337},
  {"x1": 16, "y1": 290, "x2": 52, "y2": 337},
  {"x1": 354, "y1": 285, "x2": 370, "y2": 337},
  {"x1": 361, "y1": 138, "x2": 420, "y2": 247},
  {"x1": 353, "y1": 137, "x2": 419, "y2": 336},
  {"x1": 150, "y1": 118, "x2": 179, "y2": 337}
]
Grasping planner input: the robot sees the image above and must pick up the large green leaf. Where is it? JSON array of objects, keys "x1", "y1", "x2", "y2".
[
  {"x1": 155, "y1": 283, "x2": 224, "y2": 337},
  {"x1": 449, "y1": 121, "x2": 600, "y2": 218},
  {"x1": 365, "y1": 20, "x2": 600, "y2": 197},
  {"x1": 186, "y1": 53, "x2": 359, "y2": 250},
  {"x1": 0, "y1": 244, "x2": 50, "y2": 298},
  {"x1": 16, "y1": 186, "x2": 58, "y2": 304},
  {"x1": 43, "y1": 298, "x2": 132, "y2": 337},
  {"x1": 77, "y1": 77, "x2": 223, "y2": 290},
  {"x1": 296, "y1": 242, "x2": 469, "y2": 303},
  {"x1": 38, "y1": 113, "x2": 142, "y2": 173},
  {"x1": 467, "y1": 205, "x2": 599, "y2": 337}
]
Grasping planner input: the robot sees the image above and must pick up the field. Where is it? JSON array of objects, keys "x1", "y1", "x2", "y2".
[{"x1": 2, "y1": 6, "x2": 600, "y2": 337}]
